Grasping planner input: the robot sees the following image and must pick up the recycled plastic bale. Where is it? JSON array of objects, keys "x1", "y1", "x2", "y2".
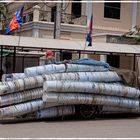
[
  {"x1": 2, "y1": 73, "x2": 26, "y2": 82},
  {"x1": 100, "y1": 106, "x2": 140, "y2": 114},
  {"x1": 0, "y1": 99, "x2": 44, "y2": 117},
  {"x1": 66, "y1": 64, "x2": 109, "y2": 72},
  {"x1": 36, "y1": 105, "x2": 75, "y2": 119},
  {"x1": 24, "y1": 63, "x2": 109, "y2": 77},
  {"x1": 44, "y1": 71, "x2": 121, "y2": 82},
  {"x1": 42, "y1": 93, "x2": 139, "y2": 109},
  {"x1": 0, "y1": 76, "x2": 44, "y2": 95},
  {"x1": 24, "y1": 64, "x2": 66, "y2": 77},
  {"x1": 0, "y1": 88, "x2": 43, "y2": 107},
  {"x1": 43, "y1": 81, "x2": 140, "y2": 98}
]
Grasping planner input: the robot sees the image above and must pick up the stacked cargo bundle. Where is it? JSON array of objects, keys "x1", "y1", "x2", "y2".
[
  {"x1": 0, "y1": 58, "x2": 140, "y2": 120},
  {"x1": 40, "y1": 73, "x2": 140, "y2": 119},
  {"x1": 35, "y1": 59, "x2": 140, "y2": 119},
  {"x1": 0, "y1": 75, "x2": 45, "y2": 118},
  {"x1": 0, "y1": 61, "x2": 108, "y2": 118}
]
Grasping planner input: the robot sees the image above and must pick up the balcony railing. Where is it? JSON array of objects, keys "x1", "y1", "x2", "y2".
[
  {"x1": 39, "y1": 10, "x2": 52, "y2": 22},
  {"x1": 23, "y1": 9, "x2": 33, "y2": 23},
  {"x1": 61, "y1": 13, "x2": 87, "y2": 26},
  {"x1": 0, "y1": 6, "x2": 87, "y2": 34},
  {"x1": 39, "y1": 10, "x2": 87, "y2": 26}
]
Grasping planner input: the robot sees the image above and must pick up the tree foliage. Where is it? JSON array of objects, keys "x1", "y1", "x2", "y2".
[
  {"x1": 122, "y1": 25, "x2": 140, "y2": 44},
  {"x1": 0, "y1": 3, "x2": 9, "y2": 33}
]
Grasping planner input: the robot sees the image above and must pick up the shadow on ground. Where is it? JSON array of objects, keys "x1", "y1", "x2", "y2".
[{"x1": 0, "y1": 113, "x2": 140, "y2": 125}]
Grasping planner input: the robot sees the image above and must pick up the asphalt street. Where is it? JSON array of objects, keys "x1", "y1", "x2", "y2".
[{"x1": 0, "y1": 114, "x2": 140, "y2": 138}]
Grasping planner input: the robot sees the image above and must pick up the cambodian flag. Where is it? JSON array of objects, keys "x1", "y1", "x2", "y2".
[
  {"x1": 6, "y1": 5, "x2": 24, "y2": 34},
  {"x1": 86, "y1": 15, "x2": 93, "y2": 47}
]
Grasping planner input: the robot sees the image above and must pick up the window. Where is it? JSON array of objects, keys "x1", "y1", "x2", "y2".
[
  {"x1": 72, "y1": 0, "x2": 81, "y2": 18},
  {"x1": 29, "y1": 13, "x2": 33, "y2": 21},
  {"x1": 23, "y1": 16, "x2": 26, "y2": 23},
  {"x1": 104, "y1": 0, "x2": 121, "y2": 19}
]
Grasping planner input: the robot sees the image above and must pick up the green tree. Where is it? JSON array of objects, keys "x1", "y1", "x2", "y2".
[
  {"x1": 122, "y1": 25, "x2": 140, "y2": 44},
  {"x1": 0, "y1": 3, "x2": 9, "y2": 34}
]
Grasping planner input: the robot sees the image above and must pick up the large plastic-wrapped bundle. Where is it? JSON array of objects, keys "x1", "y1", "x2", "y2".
[
  {"x1": 101, "y1": 106, "x2": 140, "y2": 114},
  {"x1": 0, "y1": 99, "x2": 44, "y2": 117},
  {"x1": 0, "y1": 88, "x2": 43, "y2": 107},
  {"x1": 24, "y1": 64, "x2": 66, "y2": 77},
  {"x1": 0, "y1": 76, "x2": 44, "y2": 95},
  {"x1": 43, "y1": 81, "x2": 140, "y2": 98},
  {"x1": 66, "y1": 64, "x2": 109, "y2": 72},
  {"x1": 44, "y1": 71, "x2": 121, "y2": 82},
  {"x1": 36, "y1": 105, "x2": 75, "y2": 119},
  {"x1": 2, "y1": 73, "x2": 27, "y2": 82},
  {"x1": 70, "y1": 58, "x2": 110, "y2": 68},
  {"x1": 42, "y1": 93, "x2": 139, "y2": 109},
  {"x1": 24, "y1": 63, "x2": 109, "y2": 77}
]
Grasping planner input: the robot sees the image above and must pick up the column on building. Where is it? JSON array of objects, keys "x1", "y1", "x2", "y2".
[
  {"x1": 32, "y1": 5, "x2": 40, "y2": 37},
  {"x1": 132, "y1": 0, "x2": 137, "y2": 28},
  {"x1": 100, "y1": 55, "x2": 107, "y2": 63}
]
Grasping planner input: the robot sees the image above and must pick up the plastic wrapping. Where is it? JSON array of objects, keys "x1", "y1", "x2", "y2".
[
  {"x1": 44, "y1": 71, "x2": 121, "y2": 82},
  {"x1": 0, "y1": 99, "x2": 44, "y2": 117},
  {"x1": 0, "y1": 88, "x2": 43, "y2": 107},
  {"x1": 2, "y1": 73, "x2": 27, "y2": 82},
  {"x1": 42, "y1": 93, "x2": 139, "y2": 109},
  {"x1": 66, "y1": 64, "x2": 108, "y2": 72},
  {"x1": 24, "y1": 63, "x2": 109, "y2": 77},
  {"x1": 101, "y1": 106, "x2": 140, "y2": 114},
  {"x1": 24, "y1": 64, "x2": 66, "y2": 76},
  {"x1": 0, "y1": 76, "x2": 44, "y2": 95},
  {"x1": 43, "y1": 81, "x2": 140, "y2": 98},
  {"x1": 36, "y1": 105, "x2": 75, "y2": 119},
  {"x1": 71, "y1": 58, "x2": 110, "y2": 68}
]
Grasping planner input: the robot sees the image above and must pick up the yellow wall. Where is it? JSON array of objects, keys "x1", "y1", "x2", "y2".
[
  {"x1": 88, "y1": 54, "x2": 100, "y2": 60},
  {"x1": 93, "y1": 1, "x2": 132, "y2": 31},
  {"x1": 136, "y1": 3, "x2": 140, "y2": 26},
  {"x1": 119, "y1": 56, "x2": 133, "y2": 70},
  {"x1": 93, "y1": 36, "x2": 107, "y2": 42},
  {"x1": 17, "y1": 30, "x2": 32, "y2": 37},
  {"x1": 40, "y1": 30, "x2": 53, "y2": 38}
]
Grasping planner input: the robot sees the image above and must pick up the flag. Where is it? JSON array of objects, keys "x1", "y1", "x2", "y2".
[
  {"x1": 6, "y1": 5, "x2": 24, "y2": 34},
  {"x1": 86, "y1": 15, "x2": 93, "y2": 47}
]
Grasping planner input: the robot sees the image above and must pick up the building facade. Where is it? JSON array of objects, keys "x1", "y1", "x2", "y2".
[
  {"x1": 1, "y1": 1, "x2": 140, "y2": 73},
  {"x1": 6, "y1": 1, "x2": 140, "y2": 37}
]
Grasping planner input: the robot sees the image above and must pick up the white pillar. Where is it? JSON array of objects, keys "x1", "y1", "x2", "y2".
[
  {"x1": 132, "y1": 0, "x2": 137, "y2": 29},
  {"x1": 32, "y1": 25, "x2": 39, "y2": 37},
  {"x1": 32, "y1": 5, "x2": 40, "y2": 37},
  {"x1": 54, "y1": 3, "x2": 61, "y2": 39},
  {"x1": 33, "y1": 5, "x2": 40, "y2": 22},
  {"x1": 100, "y1": 55, "x2": 107, "y2": 63}
]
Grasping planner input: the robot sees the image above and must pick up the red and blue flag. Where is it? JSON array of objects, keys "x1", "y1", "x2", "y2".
[
  {"x1": 86, "y1": 15, "x2": 93, "y2": 47},
  {"x1": 6, "y1": 5, "x2": 24, "y2": 34}
]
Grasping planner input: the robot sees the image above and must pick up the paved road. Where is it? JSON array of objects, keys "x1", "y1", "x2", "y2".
[{"x1": 0, "y1": 114, "x2": 140, "y2": 138}]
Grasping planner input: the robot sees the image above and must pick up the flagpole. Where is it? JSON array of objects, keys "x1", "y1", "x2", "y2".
[
  {"x1": 82, "y1": 15, "x2": 91, "y2": 58},
  {"x1": 82, "y1": 35, "x2": 87, "y2": 58}
]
